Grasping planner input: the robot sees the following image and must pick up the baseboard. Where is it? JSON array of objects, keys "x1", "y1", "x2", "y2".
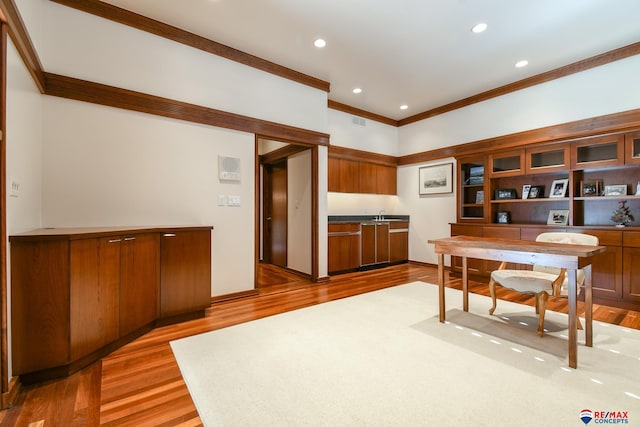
[
  {"x1": 2, "y1": 377, "x2": 21, "y2": 409},
  {"x1": 211, "y1": 289, "x2": 259, "y2": 304},
  {"x1": 408, "y1": 260, "x2": 441, "y2": 269}
]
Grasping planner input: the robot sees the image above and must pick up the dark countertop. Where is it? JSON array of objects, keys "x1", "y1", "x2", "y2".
[{"x1": 329, "y1": 215, "x2": 409, "y2": 223}]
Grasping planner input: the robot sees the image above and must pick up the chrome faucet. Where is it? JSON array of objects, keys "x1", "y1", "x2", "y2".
[{"x1": 376, "y1": 210, "x2": 385, "y2": 221}]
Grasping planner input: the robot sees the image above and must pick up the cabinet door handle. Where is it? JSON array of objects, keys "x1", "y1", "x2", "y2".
[
  {"x1": 163, "y1": 233, "x2": 177, "y2": 237},
  {"x1": 123, "y1": 237, "x2": 136, "y2": 241},
  {"x1": 108, "y1": 239, "x2": 122, "y2": 243}
]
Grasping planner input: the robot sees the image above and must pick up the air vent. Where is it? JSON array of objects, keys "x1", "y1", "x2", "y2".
[{"x1": 352, "y1": 116, "x2": 366, "y2": 127}]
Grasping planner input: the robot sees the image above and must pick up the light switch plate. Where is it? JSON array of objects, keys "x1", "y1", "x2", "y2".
[
  {"x1": 228, "y1": 195, "x2": 241, "y2": 207},
  {"x1": 218, "y1": 194, "x2": 226, "y2": 206},
  {"x1": 9, "y1": 176, "x2": 19, "y2": 197}
]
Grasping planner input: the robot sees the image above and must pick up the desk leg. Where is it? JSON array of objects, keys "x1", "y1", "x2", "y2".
[
  {"x1": 568, "y1": 269, "x2": 578, "y2": 369},
  {"x1": 462, "y1": 256, "x2": 468, "y2": 312},
  {"x1": 438, "y1": 253, "x2": 445, "y2": 323},
  {"x1": 584, "y1": 264, "x2": 593, "y2": 347}
]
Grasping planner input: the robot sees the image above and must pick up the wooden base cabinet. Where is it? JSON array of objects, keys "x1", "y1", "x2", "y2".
[
  {"x1": 450, "y1": 223, "x2": 640, "y2": 311},
  {"x1": 361, "y1": 223, "x2": 389, "y2": 266},
  {"x1": 10, "y1": 226, "x2": 211, "y2": 383},
  {"x1": 328, "y1": 223, "x2": 361, "y2": 274},
  {"x1": 160, "y1": 230, "x2": 212, "y2": 318}
]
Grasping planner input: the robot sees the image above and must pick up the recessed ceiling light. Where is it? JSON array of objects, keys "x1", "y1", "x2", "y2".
[
  {"x1": 515, "y1": 60, "x2": 529, "y2": 68},
  {"x1": 400, "y1": 105, "x2": 408, "y2": 110},
  {"x1": 471, "y1": 23, "x2": 487, "y2": 33},
  {"x1": 314, "y1": 38, "x2": 326, "y2": 48},
  {"x1": 352, "y1": 87, "x2": 362, "y2": 94}
]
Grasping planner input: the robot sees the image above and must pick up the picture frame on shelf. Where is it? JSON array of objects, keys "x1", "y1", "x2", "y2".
[
  {"x1": 522, "y1": 184, "x2": 531, "y2": 199},
  {"x1": 550, "y1": 179, "x2": 569, "y2": 198},
  {"x1": 475, "y1": 190, "x2": 484, "y2": 204},
  {"x1": 547, "y1": 209, "x2": 569, "y2": 226},
  {"x1": 604, "y1": 184, "x2": 627, "y2": 196},
  {"x1": 494, "y1": 188, "x2": 517, "y2": 200},
  {"x1": 580, "y1": 180, "x2": 600, "y2": 197},
  {"x1": 496, "y1": 211, "x2": 511, "y2": 224},
  {"x1": 467, "y1": 166, "x2": 484, "y2": 185},
  {"x1": 419, "y1": 163, "x2": 453, "y2": 195},
  {"x1": 528, "y1": 185, "x2": 544, "y2": 199}
]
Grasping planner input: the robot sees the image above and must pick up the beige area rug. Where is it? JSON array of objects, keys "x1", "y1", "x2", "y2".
[{"x1": 170, "y1": 282, "x2": 640, "y2": 426}]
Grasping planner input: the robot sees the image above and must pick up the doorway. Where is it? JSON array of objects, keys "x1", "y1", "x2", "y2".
[{"x1": 256, "y1": 138, "x2": 318, "y2": 290}]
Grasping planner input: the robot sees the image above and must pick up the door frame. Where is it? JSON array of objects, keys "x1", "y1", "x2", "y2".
[{"x1": 255, "y1": 136, "x2": 319, "y2": 286}]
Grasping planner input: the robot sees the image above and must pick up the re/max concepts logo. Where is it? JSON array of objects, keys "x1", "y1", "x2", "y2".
[{"x1": 581, "y1": 409, "x2": 629, "y2": 424}]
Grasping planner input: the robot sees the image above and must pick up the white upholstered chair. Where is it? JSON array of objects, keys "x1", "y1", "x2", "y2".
[{"x1": 488, "y1": 232, "x2": 599, "y2": 336}]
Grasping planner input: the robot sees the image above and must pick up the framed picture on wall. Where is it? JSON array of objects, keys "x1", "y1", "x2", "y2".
[{"x1": 419, "y1": 163, "x2": 453, "y2": 195}]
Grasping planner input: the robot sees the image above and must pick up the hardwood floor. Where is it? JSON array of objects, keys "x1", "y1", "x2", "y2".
[{"x1": 1, "y1": 263, "x2": 639, "y2": 426}]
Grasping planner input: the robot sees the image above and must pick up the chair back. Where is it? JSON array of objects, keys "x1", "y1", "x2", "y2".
[{"x1": 533, "y1": 232, "x2": 599, "y2": 275}]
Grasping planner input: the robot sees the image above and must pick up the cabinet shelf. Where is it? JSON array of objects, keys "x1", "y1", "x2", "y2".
[
  {"x1": 490, "y1": 198, "x2": 569, "y2": 204},
  {"x1": 575, "y1": 195, "x2": 640, "y2": 201}
]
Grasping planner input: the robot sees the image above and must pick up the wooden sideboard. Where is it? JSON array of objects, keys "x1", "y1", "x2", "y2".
[
  {"x1": 450, "y1": 223, "x2": 640, "y2": 312},
  {"x1": 10, "y1": 226, "x2": 212, "y2": 384}
]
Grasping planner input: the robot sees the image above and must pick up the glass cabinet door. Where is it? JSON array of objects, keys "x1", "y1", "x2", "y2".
[
  {"x1": 525, "y1": 143, "x2": 570, "y2": 174},
  {"x1": 458, "y1": 157, "x2": 486, "y2": 222},
  {"x1": 625, "y1": 130, "x2": 640, "y2": 165},
  {"x1": 488, "y1": 150, "x2": 524, "y2": 177},
  {"x1": 571, "y1": 134, "x2": 624, "y2": 169}
]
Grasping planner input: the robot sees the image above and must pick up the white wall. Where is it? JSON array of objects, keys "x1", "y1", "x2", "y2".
[
  {"x1": 6, "y1": 38, "x2": 44, "y2": 380},
  {"x1": 287, "y1": 149, "x2": 312, "y2": 274},
  {"x1": 328, "y1": 109, "x2": 398, "y2": 156}
]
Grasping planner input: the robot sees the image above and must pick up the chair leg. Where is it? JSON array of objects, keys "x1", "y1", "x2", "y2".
[
  {"x1": 537, "y1": 292, "x2": 549, "y2": 337},
  {"x1": 489, "y1": 279, "x2": 497, "y2": 315}
]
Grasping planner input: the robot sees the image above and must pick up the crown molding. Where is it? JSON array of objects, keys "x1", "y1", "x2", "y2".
[
  {"x1": 398, "y1": 41, "x2": 640, "y2": 127},
  {"x1": 45, "y1": 73, "x2": 330, "y2": 146},
  {"x1": 49, "y1": 0, "x2": 330, "y2": 93},
  {"x1": 327, "y1": 100, "x2": 398, "y2": 127}
]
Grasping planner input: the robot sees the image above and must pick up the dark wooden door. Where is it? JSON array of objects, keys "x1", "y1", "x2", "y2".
[
  {"x1": 119, "y1": 233, "x2": 160, "y2": 336},
  {"x1": 264, "y1": 160, "x2": 287, "y2": 267}
]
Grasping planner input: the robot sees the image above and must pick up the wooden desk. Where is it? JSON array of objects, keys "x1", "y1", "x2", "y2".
[{"x1": 428, "y1": 235, "x2": 606, "y2": 368}]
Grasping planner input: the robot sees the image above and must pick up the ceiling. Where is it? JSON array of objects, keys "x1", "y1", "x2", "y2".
[{"x1": 101, "y1": 0, "x2": 640, "y2": 121}]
